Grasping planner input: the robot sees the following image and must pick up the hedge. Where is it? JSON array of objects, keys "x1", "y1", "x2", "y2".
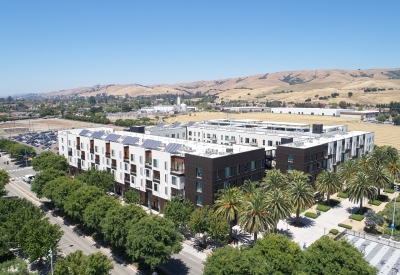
[
  {"x1": 305, "y1": 212, "x2": 318, "y2": 219},
  {"x1": 338, "y1": 223, "x2": 352, "y2": 229},
  {"x1": 349, "y1": 214, "x2": 365, "y2": 221},
  {"x1": 329, "y1": 229, "x2": 339, "y2": 235},
  {"x1": 338, "y1": 192, "x2": 348, "y2": 198},
  {"x1": 316, "y1": 205, "x2": 331, "y2": 212},
  {"x1": 392, "y1": 197, "x2": 400, "y2": 202},
  {"x1": 369, "y1": 200, "x2": 382, "y2": 206},
  {"x1": 378, "y1": 194, "x2": 389, "y2": 202},
  {"x1": 386, "y1": 189, "x2": 395, "y2": 194},
  {"x1": 329, "y1": 199, "x2": 341, "y2": 207},
  {"x1": 378, "y1": 211, "x2": 385, "y2": 216}
]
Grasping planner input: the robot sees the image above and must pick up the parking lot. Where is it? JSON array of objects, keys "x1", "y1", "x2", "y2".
[{"x1": 10, "y1": 130, "x2": 59, "y2": 153}]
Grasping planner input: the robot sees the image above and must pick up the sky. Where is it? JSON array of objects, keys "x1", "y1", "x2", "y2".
[{"x1": 0, "y1": 0, "x2": 399, "y2": 96}]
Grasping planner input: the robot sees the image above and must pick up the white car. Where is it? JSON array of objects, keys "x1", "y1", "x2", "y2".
[{"x1": 23, "y1": 175, "x2": 35, "y2": 184}]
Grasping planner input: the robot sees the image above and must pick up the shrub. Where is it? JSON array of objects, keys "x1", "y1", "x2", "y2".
[
  {"x1": 364, "y1": 210, "x2": 384, "y2": 232},
  {"x1": 378, "y1": 211, "x2": 385, "y2": 216},
  {"x1": 338, "y1": 223, "x2": 352, "y2": 229},
  {"x1": 386, "y1": 189, "x2": 395, "y2": 194},
  {"x1": 338, "y1": 192, "x2": 348, "y2": 198},
  {"x1": 305, "y1": 212, "x2": 318, "y2": 219},
  {"x1": 317, "y1": 205, "x2": 331, "y2": 212},
  {"x1": 369, "y1": 200, "x2": 382, "y2": 206},
  {"x1": 329, "y1": 199, "x2": 341, "y2": 207},
  {"x1": 378, "y1": 194, "x2": 389, "y2": 202},
  {"x1": 362, "y1": 206, "x2": 372, "y2": 213},
  {"x1": 349, "y1": 214, "x2": 365, "y2": 221},
  {"x1": 329, "y1": 229, "x2": 339, "y2": 235},
  {"x1": 392, "y1": 197, "x2": 400, "y2": 202}
]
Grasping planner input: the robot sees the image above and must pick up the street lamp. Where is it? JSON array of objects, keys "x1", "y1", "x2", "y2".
[
  {"x1": 391, "y1": 185, "x2": 399, "y2": 238},
  {"x1": 48, "y1": 248, "x2": 54, "y2": 275}
]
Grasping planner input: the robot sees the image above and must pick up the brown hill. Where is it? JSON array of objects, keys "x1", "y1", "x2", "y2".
[{"x1": 42, "y1": 68, "x2": 400, "y2": 104}]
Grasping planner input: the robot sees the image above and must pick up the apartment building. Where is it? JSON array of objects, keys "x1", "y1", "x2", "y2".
[{"x1": 58, "y1": 127, "x2": 265, "y2": 210}]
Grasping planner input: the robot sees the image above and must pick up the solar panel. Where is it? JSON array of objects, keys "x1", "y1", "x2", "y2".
[
  {"x1": 164, "y1": 143, "x2": 182, "y2": 153},
  {"x1": 171, "y1": 122, "x2": 181, "y2": 128},
  {"x1": 187, "y1": 121, "x2": 195, "y2": 126},
  {"x1": 142, "y1": 139, "x2": 161, "y2": 149},
  {"x1": 122, "y1": 136, "x2": 139, "y2": 145},
  {"x1": 105, "y1": 134, "x2": 121, "y2": 142},
  {"x1": 91, "y1": 131, "x2": 104, "y2": 139},
  {"x1": 79, "y1": 129, "x2": 89, "y2": 136},
  {"x1": 157, "y1": 123, "x2": 165, "y2": 127}
]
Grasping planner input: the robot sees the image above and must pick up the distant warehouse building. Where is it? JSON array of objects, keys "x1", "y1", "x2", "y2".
[
  {"x1": 340, "y1": 110, "x2": 379, "y2": 121},
  {"x1": 271, "y1": 108, "x2": 352, "y2": 116}
]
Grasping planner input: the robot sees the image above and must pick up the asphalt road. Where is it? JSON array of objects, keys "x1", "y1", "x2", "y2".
[{"x1": 2, "y1": 155, "x2": 205, "y2": 275}]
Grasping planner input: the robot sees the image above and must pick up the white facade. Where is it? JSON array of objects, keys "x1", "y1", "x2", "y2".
[
  {"x1": 340, "y1": 111, "x2": 379, "y2": 121},
  {"x1": 271, "y1": 108, "x2": 352, "y2": 116}
]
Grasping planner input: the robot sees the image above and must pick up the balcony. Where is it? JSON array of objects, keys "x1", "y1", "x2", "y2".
[
  {"x1": 68, "y1": 150, "x2": 72, "y2": 156},
  {"x1": 124, "y1": 178, "x2": 130, "y2": 184},
  {"x1": 228, "y1": 139, "x2": 236, "y2": 144},
  {"x1": 95, "y1": 159, "x2": 100, "y2": 165},
  {"x1": 153, "y1": 176, "x2": 160, "y2": 182},
  {"x1": 210, "y1": 137, "x2": 217, "y2": 141},
  {"x1": 106, "y1": 152, "x2": 110, "y2": 158},
  {"x1": 111, "y1": 164, "x2": 117, "y2": 170},
  {"x1": 80, "y1": 155, "x2": 85, "y2": 160},
  {"x1": 250, "y1": 142, "x2": 258, "y2": 146},
  {"x1": 90, "y1": 149, "x2": 94, "y2": 154},
  {"x1": 76, "y1": 145, "x2": 80, "y2": 150},
  {"x1": 124, "y1": 156, "x2": 129, "y2": 163},
  {"x1": 145, "y1": 162, "x2": 152, "y2": 168},
  {"x1": 170, "y1": 168, "x2": 185, "y2": 175},
  {"x1": 130, "y1": 170, "x2": 137, "y2": 175},
  {"x1": 146, "y1": 181, "x2": 152, "y2": 190}
]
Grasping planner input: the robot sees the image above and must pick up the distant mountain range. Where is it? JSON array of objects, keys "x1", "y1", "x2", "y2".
[{"x1": 22, "y1": 68, "x2": 400, "y2": 104}]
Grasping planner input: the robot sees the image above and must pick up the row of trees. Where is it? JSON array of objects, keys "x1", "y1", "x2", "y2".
[
  {"x1": 114, "y1": 117, "x2": 157, "y2": 127},
  {"x1": 0, "y1": 138, "x2": 36, "y2": 161},
  {"x1": 63, "y1": 114, "x2": 111, "y2": 124},
  {"x1": 31, "y1": 154, "x2": 182, "y2": 271}
]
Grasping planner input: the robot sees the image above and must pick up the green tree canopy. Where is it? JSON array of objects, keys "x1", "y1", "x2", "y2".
[
  {"x1": 42, "y1": 176, "x2": 71, "y2": 202},
  {"x1": 163, "y1": 196, "x2": 194, "y2": 229},
  {"x1": 83, "y1": 195, "x2": 120, "y2": 229},
  {"x1": 64, "y1": 186, "x2": 104, "y2": 219},
  {"x1": 0, "y1": 169, "x2": 9, "y2": 196},
  {"x1": 54, "y1": 250, "x2": 113, "y2": 275},
  {"x1": 315, "y1": 170, "x2": 342, "y2": 205},
  {"x1": 124, "y1": 189, "x2": 141, "y2": 205},
  {"x1": 299, "y1": 237, "x2": 378, "y2": 275},
  {"x1": 31, "y1": 168, "x2": 66, "y2": 198},
  {"x1": 6, "y1": 143, "x2": 36, "y2": 160},
  {"x1": 75, "y1": 167, "x2": 114, "y2": 193},
  {"x1": 126, "y1": 216, "x2": 183, "y2": 270},
  {"x1": 16, "y1": 218, "x2": 63, "y2": 262},
  {"x1": 101, "y1": 204, "x2": 146, "y2": 247},
  {"x1": 52, "y1": 178, "x2": 83, "y2": 209},
  {"x1": 31, "y1": 151, "x2": 69, "y2": 172}
]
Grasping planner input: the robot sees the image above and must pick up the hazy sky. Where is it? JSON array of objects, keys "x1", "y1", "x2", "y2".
[{"x1": 0, "y1": 1, "x2": 399, "y2": 96}]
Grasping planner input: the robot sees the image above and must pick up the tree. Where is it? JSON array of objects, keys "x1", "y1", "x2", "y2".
[
  {"x1": 214, "y1": 187, "x2": 242, "y2": 241},
  {"x1": 0, "y1": 226, "x2": 10, "y2": 257},
  {"x1": 64, "y1": 186, "x2": 104, "y2": 219},
  {"x1": 0, "y1": 169, "x2": 9, "y2": 196},
  {"x1": 189, "y1": 205, "x2": 213, "y2": 245},
  {"x1": 126, "y1": 216, "x2": 183, "y2": 270},
  {"x1": 83, "y1": 195, "x2": 120, "y2": 229},
  {"x1": 376, "y1": 114, "x2": 386, "y2": 122},
  {"x1": 391, "y1": 111, "x2": 398, "y2": 117},
  {"x1": 16, "y1": 218, "x2": 63, "y2": 262},
  {"x1": 393, "y1": 115, "x2": 400, "y2": 125},
  {"x1": 367, "y1": 163, "x2": 391, "y2": 196},
  {"x1": 339, "y1": 101, "x2": 347, "y2": 109},
  {"x1": 54, "y1": 250, "x2": 113, "y2": 275},
  {"x1": 288, "y1": 178, "x2": 315, "y2": 226},
  {"x1": 348, "y1": 92, "x2": 353, "y2": 98},
  {"x1": 253, "y1": 233, "x2": 303, "y2": 275},
  {"x1": 101, "y1": 204, "x2": 146, "y2": 247},
  {"x1": 162, "y1": 196, "x2": 194, "y2": 229},
  {"x1": 75, "y1": 167, "x2": 114, "y2": 193},
  {"x1": 299, "y1": 237, "x2": 378, "y2": 274},
  {"x1": 338, "y1": 159, "x2": 359, "y2": 184},
  {"x1": 315, "y1": 170, "x2": 342, "y2": 205},
  {"x1": 240, "y1": 180, "x2": 260, "y2": 198},
  {"x1": 88, "y1": 96, "x2": 97, "y2": 105},
  {"x1": 124, "y1": 189, "x2": 141, "y2": 205},
  {"x1": 31, "y1": 151, "x2": 69, "y2": 172},
  {"x1": 364, "y1": 210, "x2": 384, "y2": 233},
  {"x1": 262, "y1": 169, "x2": 287, "y2": 191},
  {"x1": 347, "y1": 172, "x2": 377, "y2": 213},
  {"x1": 42, "y1": 176, "x2": 70, "y2": 202},
  {"x1": 52, "y1": 178, "x2": 83, "y2": 209},
  {"x1": 203, "y1": 246, "x2": 269, "y2": 275},
  {"x1": 6, "y1": 143, "x2": 36, "y2": 160},
  {"x1": 238, "y1": 192, "x2": 274, "y2": 242},
  {"x1": 31, "y1": 168, "x2": 66, "y2": 198},
  {"x1": 265, "y1": 189, "x2": 292, "y2": 231}
]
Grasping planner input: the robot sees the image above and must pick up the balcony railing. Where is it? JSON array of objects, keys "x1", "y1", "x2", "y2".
[
  {"x1": 145, "y1": 162, "x2": 152, "y2": 168},
  {"x1": 124, "y1": 178, "x2": 130, "y2": 184},
  {"x1": 228, "y1": 139, "x2": 236, "y2": 144},
  {"x1": 95, "y1": 159, "x2": 100, "y2": 165},
  {"x1": 153, "y1": 176, "x2": 160, "y2": 182},
  {"x1": 250, "y1": 142, "x2": 258, "y2": 146},
  {"x1": 146, "y1": 182, "x2": 152, "y2": 190},
  {"x1": 170, "y1": 168, "x2": 185, "y2": 175},
  {"x1": 68, "y1": 150, "x2": 72, "y2": 156},
  {"x1": 80, "y1": 155, "x2": 85, "y2": 160},
  {"x1": 124, "y1": 157, "x2": 129, "y2": 162},
  {"x1": 90, "y1": 149, "x2": 94, "y2": 154},
  {"x1": 76, "y1": 145, "x2": 80, "y2": 150},
  {"x1": 111, "y1": 164, "x2": 117, "y2": 170},
  {"x1": 106, "y1": 152, "x2": 110, "y2": 158}
]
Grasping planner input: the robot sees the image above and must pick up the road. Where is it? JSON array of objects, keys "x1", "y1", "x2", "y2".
[{"x1": 2, "y1": 154, "x2": 205, "y2": 275}]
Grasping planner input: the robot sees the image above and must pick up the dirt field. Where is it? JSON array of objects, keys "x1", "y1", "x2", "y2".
[{"x1": 165, "y1": 112, "x2": 400, "y2": 149}]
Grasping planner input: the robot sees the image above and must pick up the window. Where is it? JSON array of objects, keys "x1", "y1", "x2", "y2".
[
  {"x1": 119, "y1": 151, "x2": 122, "y2": 159},
  {"x1": 131, "y1": 176, "x2": 135, "y2": 183},
  {"x1": 217, "y1": 170, "x2": 221, "y2": 180},
  {"x1": 62, "y1": 146, "x2": 64, "y2": 151},
  {"x1": 141, "y1": 179, "x2": 143, "y2": 187},
  {"x1": 154, "y1": 183, "x2": 158, "y2": 192},
  {"x1": 182, "y1": 132, "x2": 185, "y2": 138},
  {"x1": 237, "y1": 165, "x2": 240, "y2": 174},
  {"x1": 225, "y1": 167, "x2": 231, "y2": 177},
  {"x1": 165, "y1": 187, "x2": 168, "y2": 195},
  {"x1": 106, "y1": 158, "x2": 110, "y2": 165},
  {"x1": 139, "y1": 156, "x2": 143, "y2": 164},
  {"x1": 111, "y1": 149, "x2": 115, "y2": 157},
  {"x1": 288, "y1": 154, "x2": 294, "y2": 162},
  {"x1": 165, "y1": 174, "x2": 167, "y2": 182},
  {"x1": 245, "y1": 138, "x2": 249, "y2": 143},
  {"x1": 268, "y1": 140, "x2": 272, "y2": 146},
  {"x1": 287, "y1": 165, "x2": 294, "y2": 171},
  {"x1": 81, "y1": 160, "x2": 85, "y2": 166},
  {"x1": 81, "y1": 142, "x2": 83, "y2": 148},
  {"x1": 124, "y1": 163, "x2": 128, "y2": 171},
  {"x1": 244, "y1": 163, "x2": 247, "y2": 172},
  {"x1": 198, "y1": 132, "x2": 200, "y2": 137},
  {"x1": 164, "y1": 161, "x2": 167, "y2": 170},
  {"x1": 189, "y1": 131, "x2": 192, "y2": 136},
  {"x1": 172, "y1": 176, "x2": 177, "y2": 185},
  {"x1": 196, "y1": 182, "x2": 202, "y2": 193},
  {"x1": 153, "y1": 159, "x2": 158, "y2": 168},
  {"x1": 225, "y1": 135, "x2": 229, "y2": 141},
  {"x1": 310, "y1": 154, "x2": 314, "y2": 161},
  {"x1": 172, "y1": 134, "x2": 175, "y2": 138},
  {"x1": 102, "y1": 147, "x2": 104, "y2": 154},
  {"x1": 68, "y1": 140, "x2": 70, "y2": 146},
  {"x1": 251, "y1": 161, "x2": 256, "y2": 170},
  {"x1": 310, "y1": 165, "x2": 314, "y2": 172},
  {"x1": 130, "y1": 154, "x2": 135, "y2": 161},
  {"x1": 223, "y1": 182, "x2": 229, "y2": 189},
  {"x1": 263, "y1": 140, "x2": 265, "y2": 145},
  {"x1": 120, "y1": 162, "x2": 122, "y2": 169},
  {"x1": 196, "y1": 196, "x2": 203, "y2": 206},
  {"x1": 196, "y1": 168, "x2": 203, "y2": 178},
  {"x1": 207, "y1": 133, "x2": 210, "y2": 138},
  {"x1": 95, "y1": 146, "x2": 98, "y2": 153},
  {"x1": 146, "y1": 169, "x2": 150, "y2": 177}
]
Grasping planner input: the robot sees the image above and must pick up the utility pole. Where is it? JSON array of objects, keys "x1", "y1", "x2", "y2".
[
  {"x1": 48, "y1": 248, "x2": 54, "y2": 275},
  {"x1": 391, "y1": 185, "x2": 399, "y2": 238}
]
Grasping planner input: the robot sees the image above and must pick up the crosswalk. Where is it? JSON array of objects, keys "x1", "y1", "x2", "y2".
[
  {"x1": 345, "y1": 234, "x2": 400, "y2": 274},
  {"x1": 7, "y1": 167, "x2": 32, "y2": 173}
]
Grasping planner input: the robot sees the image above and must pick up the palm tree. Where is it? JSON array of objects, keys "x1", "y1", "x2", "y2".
[
  {"x1": 240, "y1": 180, "x2": 259, "y2": 198},
  {"x1": 388, "y1": 158, "x2": 400, "y2": 187},
  {"x1": 369, "y1": 146, "x2": 387, "y2": 167},
  {"x1": 357, "y1": 154, "x2": 369, "y2": 172},
  {"x1": 214, "y1": 187, "x2": 242, "y2": 241},
  {"x1": 383, "y1": 146, "x2": 398, "y2": 165},
  {"x1": 338, "y1": 159, "x2": 359, "y2": 187},
  {"x1": 367, "y1": 163, "x2": 391, "y2": 196},
  {"x1": 238, "y1": 192, "x2": 274, "y2": 242},
  {"x1": 287, "y1": 170, "x2": 310, "y2": 184},
  {"x1": 315, "y1": 170, "x2": 342, "y2": 206},
  {"x1": 288, "y1": 179, "x2": 315, "y2": 226},
  {"x1": 265, "y1": 189, "x2": 293, "y2": 231},
  {"x1": 262, "y1": 169, "x2": 287, "y2": 191},
  {"x1": 347, "y1": 172, "x2": 377, "y2": 214}
]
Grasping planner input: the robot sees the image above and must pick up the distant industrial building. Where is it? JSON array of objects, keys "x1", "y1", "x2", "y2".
[
  {"x1": 340, "y1": 110, "x2": 379, "y2": 121},
  {"x1": 271, "y1": 108, "x2": 352, "y2": 116}
]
